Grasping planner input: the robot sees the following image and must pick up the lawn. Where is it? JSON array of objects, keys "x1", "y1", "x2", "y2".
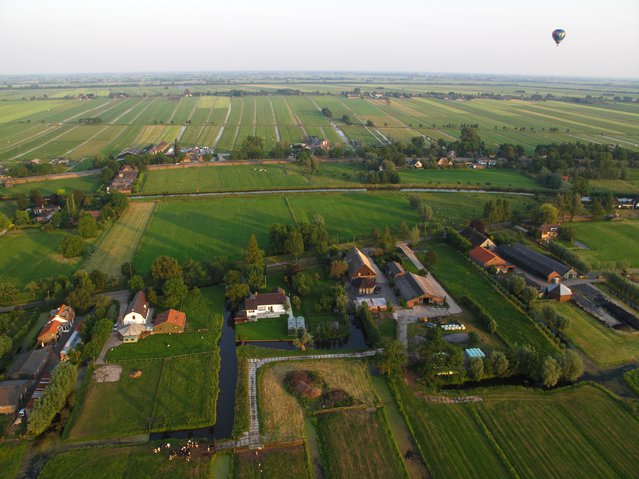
[
  {"x1": 67, "y1": 352, "x2": 218, "y2": 440},
  {"x1": 624, "y1": 368, "x2": 639, "y2": 396},
  {"x1": 555, "y1": 302, "x2": 639, "y2": 366},
  {"x1": 392, "y1": 379, "x2": 639, "y2": 479},
  {"x1": 235, "y1": 316, "x2": 290, "y2": 341},
  {"x1": 0, "y1": 174, "x2": 103, "y2": 196},
  {"x1": 82, "y1": 201, "x2": 156, "y2": 278},
  {"x1": 0, "y1": 229, "x2": 81, "y2": 288},
  {"x1": 39, "y1": 444, "x2": 211, "y2": 479},
  {"x1": 233, "y1": 446, "x2": 309, "y2": 479},
  {"x1": 0, "y1": 441, "x2": 28, "y2": 479},
  {"x1": 429, "y1": 243, "x2": 556, "y2": 354},
  {"x1": 316, "y1": 410, "x2": 407, "y2": 479},
  {"x1": 572, "y1": 219, "x2": 639, "y2": 268},
  {"x1": 258, "y1": 359, "x2": 378, "y2": 442}
]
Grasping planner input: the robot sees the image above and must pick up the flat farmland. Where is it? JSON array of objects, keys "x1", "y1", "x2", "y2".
[
  {"x1": 429, "y1": 243, "x2": 556, "y2": 354},
  {"x1": 0, "y1": 229, "x2": 81, "y2": 288},
  {"x1": 556, "y1": 302, "x2": 639, "y2": 367},
  {"x1": 393, "y1": 380, "x2": 639, "y2": 479},
  {"x1": 234, "y1": 446, "x2": 309, "y2": 479},
  {"x1": 572, "y1": 219, "x2": 639, "y2": 268},
  {"x1": 39, "y1": 444, "x2": 211, "y2": 479},
  {"x1": 134, "y1": 191, "x2": 534, "y2": 271},
  {"x1": 133, "y1": 124, "x2": 182, "y2": 145},
  {"x1": 0, "y1": 173, "x2": 102, "y2": 195},
  {"x1": 83, "y1": 201, "x2": 156, "y2": 278},
  {"x1": 67, "y1": 352, "x2": 218, "y2": 441},
  {"x1": 590, "y1": 168, "x2": 639, "y2": 194},
  {"x1": 400, "y1": 167, "x2": 540, "y2": 190},
  {"x1": 317, "y1": 410, "x2": 407, "y2": 479},
  {"x1": 259, "y1": 359, "x2": 378, "y2": 441}
]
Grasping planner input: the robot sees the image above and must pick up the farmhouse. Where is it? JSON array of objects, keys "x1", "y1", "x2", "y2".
[
  {"x1": 36, "y1": 305, "x2": 74, "y2": 347},
  {"x1": 353, "y1": 277, "x2": 376, "y2": 295},
  {"x1": 469, "y1": 246, "x2": 513, "y2": 273},
  {"x1": 385, "y1": 261, "x2": 405, "y2": 279},
  {"x1": 119, "y1": 291, "x2": 152, "y2": 342},
  {"x1": 437, "y1": 158, "x2": 453, "y2": 168},
  {"x1": 406, "y1": 158, "x2": 423, "y2": 168},
  {"x1": 538, "y1": 224, "x2": 561, "y2": 241},
  {"x1": 31, "y1": 205, "x2": 60, "y2": 223},
  {"x1": 7, "y1": 348, "x2": 50, "y2": 380},
  {"x1": 499, "y1": 243, "x2": 577, "y2": 283},
  {"x1": 305, "y1": 136, "x2": 330, "y2": 150},
  {"x1": 0, "y1": 380, "x2": 31, "y2": 414},
  {"x1": 153, "y1": 309, "x2": 186, "y2": 334},
  {"x1": 346, "y1": 247, "x2": 377, "y2": 282},
  {"x1": 235, "y1": 288, "x2": 288, "y2": 323},
  {"x1": 110, "y1": 165, "x2": 138, "y2": 193},
  {"x1": 459, "y1": 226, "x2": 496, "y2": 251},
  {"x1": 148, "y1": 142, "x2": 170, "y2": 155},
  {"x1": 394, "y1": 272, "x2": 446, "y2": 307},
  {"x1": 546, "y1": 283, "x2": 573, "y2": 302}
]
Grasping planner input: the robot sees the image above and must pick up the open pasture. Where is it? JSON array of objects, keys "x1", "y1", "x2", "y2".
[
  {"x1": 0, "y1": 229, "x2": 81, "y2": 288},
  {"x1": 134, "y1": 191, "x2": 534, "y2": 271},
  {"x1": 394, "y1": 380, "x2": 639, "y2": 479},
  {"x1": 39, "y1": 444, "x2": 211, "y2": 479},
  {"x1": 556, "y1": 302, "x2": 639, "y2": 367},
  {"x1": 234, "y1": 446, "x2": 309, "y2": 479},
  {"x1": 67, "y1": 352, "x2": 218, "y2": 440},
  {"x1": 316, "y1": 410, "x2": 407, "y2": 479},
  {"x1": 83, "y1": 201, "x2": 156, "y2": 278},
  {"x1": 1, "y1": 173, "x2": 102, "y2": 195},
  {"x1": 571, "y1": 219, "x2": 639, "y2": 268},
  {"x1": 0, "y1": 442, "x2": 28, "y2": 479}
]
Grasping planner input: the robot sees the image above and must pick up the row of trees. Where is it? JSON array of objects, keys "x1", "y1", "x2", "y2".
[
  {"x1": 27, "y1": 361, "x2": 77, "y2": 436},
  {"x1": 605, "y1": 272, "x2": 639, "y2": 306},
  {"x1": 546, "y1": 241, "x2": 591, "y2": 273}
]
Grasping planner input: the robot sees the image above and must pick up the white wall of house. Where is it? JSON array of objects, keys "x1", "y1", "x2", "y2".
[
  {"x1": 247, "y1": 303, "x2": 287, "y2": 318},
  {"x1": 123, "y1": 311, "x2": 148, "y2": 325}
]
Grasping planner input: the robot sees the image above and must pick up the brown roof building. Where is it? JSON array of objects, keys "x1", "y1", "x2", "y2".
[
  {"x1": 154, "y1": 309, "x2": 187, "y2": 334},
  {"x1": 469, "y1": 246, "x2": 513, "y2": 274},
  {"x1": 395, "y1": 272, "x2": 446, "y2": 308},
  {"x1": 235, "y1": 288, "x2": 288, "y2": 323},
  {"x1": 0, "y1": 380, "x2": 32, "y2": 414},
  {"x1": 538, "y1": 224, "x2": 561, "y2": 242},
  {"x1": 385, "y1": 261, "x2": 405, "y2": 279},
  {"x1": 459, "y1": 226, "x2": 496, "y2": 251},
  {"x1": 345, "y1": 247, "x2": 377, "y2": 282}
]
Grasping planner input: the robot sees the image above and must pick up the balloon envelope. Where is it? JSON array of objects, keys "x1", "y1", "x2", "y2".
[{"x1": 552, "y1": 29, "x2": 566, "y2": 45}]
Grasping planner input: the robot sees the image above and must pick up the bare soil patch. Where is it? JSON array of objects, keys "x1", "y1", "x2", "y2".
[{"x1": 94, "y1": 365, "x2": 122, "y2": 383}]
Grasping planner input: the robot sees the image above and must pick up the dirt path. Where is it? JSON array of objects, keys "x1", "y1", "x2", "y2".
[{"x1": 267, "y1": 96, "x2": 280, "y2": 142}]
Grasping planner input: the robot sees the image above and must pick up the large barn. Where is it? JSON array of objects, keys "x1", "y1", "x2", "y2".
[
  {"x1": 394, "y1": 272, "x2": 446, "y2": 307},
  {"x1": 498, "y1": 243, "x2": 577, "y2": 283}
]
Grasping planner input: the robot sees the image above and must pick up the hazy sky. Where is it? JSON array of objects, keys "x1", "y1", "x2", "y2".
[{"x1": 1, "y1": 0, "x2": 638, "y2": 78}]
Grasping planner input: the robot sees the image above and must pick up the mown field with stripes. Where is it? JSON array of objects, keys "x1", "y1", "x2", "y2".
[{"x1": 1, "y1": 92, "x2": 637, "y2": 165}]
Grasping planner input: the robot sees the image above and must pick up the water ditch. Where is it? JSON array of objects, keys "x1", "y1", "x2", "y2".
[{"x1": 151, "y1": 312, "x2": 368, "y2": 441}]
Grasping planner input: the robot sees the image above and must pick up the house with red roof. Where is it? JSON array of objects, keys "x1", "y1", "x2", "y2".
[
  {"x1": 153, "y1": 309, "x2": 186, "y2": 334},
  {"x1": 37, "y1": 304, "x2": 75, "y2": 347},
  {"x1": 469, "y1": 246, "x2": 514, "y2": 274}
]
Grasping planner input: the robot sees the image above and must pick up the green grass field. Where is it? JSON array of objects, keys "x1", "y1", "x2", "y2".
[
  {"x1": 393, "y1": 379, "x2": 639, "y2": 479},
  {"x1": 234, "y1": 446, "x2": 309, "y2": 479},
  {"x1": 0, "y1": 229, "x2": 81, "y2": 288},
  {"x1": 590, "y1": 169, "x2": 639, "y2": 194},
  {"x1": 67, "y1": 352, "x2": 218, "y2": 441},
  {"x1": 316, "y1": 410, "x2": 407, "y2": 479},
  {"x1": 1, "y1": 174, "x2": 103, "y2": 196},
  {"x1": 571, "y1": 219, "x2": 639, "y2": 268},
  {"x1": 82, "y1": 202, "x2": 156, "y2": 278},
  {"x1": 555, "y1": 302, "x2": 639, "y2": 367},
  {"x1": 134, "y1": 192, "x2": 533, "y2": 272},
  {"x1": 429, "y1": 243, "x2": 556, "y2": 354},
  {"x1": 624, "y1": 368, "x2": 639, "y2": 396},
  {"x1": 0, "y1": 441, "x2": 28, "y2": 479},
  {"x1": 39, "y1": 445, "x2": 211, "y2": 479},
  {"x1": 235, "y1": 316, "x2": 290, "y2": 341}
]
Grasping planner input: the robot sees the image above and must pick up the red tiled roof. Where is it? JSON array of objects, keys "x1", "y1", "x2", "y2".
[
  {"x1": 154, "y1": 309, "x2": 186, "y2": 328},
  {"x1": 38, "y1": 320, "x2": 63, "y2": 338},
  {"x1": 469, "y1": 246, "x2": 505, "y2": 266}
]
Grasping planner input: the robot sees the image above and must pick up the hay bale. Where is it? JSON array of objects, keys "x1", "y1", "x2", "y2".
[{"x1": 128, "y1": 369, "x2": 142, "y2": 379}]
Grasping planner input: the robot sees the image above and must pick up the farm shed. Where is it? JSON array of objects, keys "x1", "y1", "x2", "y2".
[
  {"x1": 288, "y1": 316, "x2": 306, "y2": 335},
  {"x1": 0, "y1": 380, "x2": 32, "y2": 414},
  {"x1": 384, "y1": 261, "x2": 405, "y2": 279},
  {"x1": 356, "y1": 297, "x2": 388, "y2": 312},
  {"x1": 60, "y1": 331, "x2": 82, "y2": 361},
  {"x1": 459, "y1": 226, "x2": 496, "y2": 251},
  {"x1": 546, "y1": 283, "x2": 573, "y2": 302},
  {"x1": 7, "y1": 348, "x2": 51, "y2": 380},
  {"x1": 498, "y1": 243, "x2": 577, "y2": 283},
  {"x1": 394, "y1": 272, "x2": 446, "y2": 307}
]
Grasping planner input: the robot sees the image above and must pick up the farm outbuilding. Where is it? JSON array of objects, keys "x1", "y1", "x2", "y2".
[
  {"x1": 465, "y1": 348, "x2": 486, "y2": 359},
  {"x1": 346, "y1": 247, "x2": 377, "y2": 282},
  {"x1": 153, "y1": 309, "x2": 187, "y2": 334},
  {"x1": 0, "y1": 380, "x2": 32, "y2": 414},
  {"x1": 394, "y1": 272, "x2": 446, "y2": 307},
  {"x1": 546, "y1": 283, "x2": 573, "y2": 302},
  {"x1": 498, "y1": 243, "x2": 577, "y2": 283}
]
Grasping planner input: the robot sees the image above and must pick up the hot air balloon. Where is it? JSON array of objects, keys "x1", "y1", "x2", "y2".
[{"x1": 552, "y1": 29, "x2": 566, "y2": 46}]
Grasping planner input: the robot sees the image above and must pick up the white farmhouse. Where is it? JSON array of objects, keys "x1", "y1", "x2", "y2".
[
  {"x1": 122, "y1": 291, "x2": 150, "y2": 325},
  {"x1": 234, "y1": 288, "x2": 288, "y2": 323}
]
